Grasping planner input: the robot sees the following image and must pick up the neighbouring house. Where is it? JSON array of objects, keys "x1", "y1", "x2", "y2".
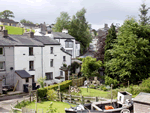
[
  {"x1": 17, "y1": 22, "x2": 37, "y2": 29},
  {"x1": 0, "y1": 18, "x2": 18, "y2": 26},
  {"x1": 34, "y1": 28, "x2": 80, "y2": 58},
  {"x1": 0, "y1": 28, "x2": 72, "y2": 92},
  {"x1": 133, "y1": 92, "x2": 150, "y2": 113}
]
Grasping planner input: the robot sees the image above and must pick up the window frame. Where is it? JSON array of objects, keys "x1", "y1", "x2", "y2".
[
  {"x1": 65, "y1": 42, "x2": 73, "y2": 48},
  {"x1": 0, "y1": 62, "x2": 5, "y2": 70},
  {"x1": 50, "y1": 47, "x2": 53, "y2": 54},
  {"x1": 29, "y1": 47, "x2": 33, "y2": 56},
  {"x1": 60, "y1": 71, "x2": 63, "y2": 76},
  {"x1": 63, "y1": 56, "x2": 66, "y2": 62},
  {"x1": 26, "y1": 78, "x2": 29, "y2": 83},
  {"x1": 0, "y1": 47, "x2": 3, "y2": 55},
  {"x1": 50, "y1": 59, "x2": 53, "y2": 67},
  {"x1": 46, "y1": 72, "x2": 53, "y2": 80},
  {"x1": 29, "y1": 61, "x2": 34, "y2": 71}
]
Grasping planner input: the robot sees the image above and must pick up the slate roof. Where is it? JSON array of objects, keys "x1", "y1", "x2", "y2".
[
  {"x1": 65, "y1": 39, "x2": 73, "y2": 42},
  {"x1": 60, "y1": 47, "x2": 72, "y2": 56},
  {"x1": 0, "y1": 34, "x2": 44, "y2": 47},
  {"x1": 15, "y1": 70, "x2": 32, "y2": 78},
  {"x1": 0, "y1": 18, "x2": 18, "y2": 24},
  {"x1": 52, "y1": 32, "x2": 75, "y2": 39},
  {"x1": 33, "y1": 36, "x2": 60, "y2": 45},
  {"x1": 21, "y1": 23, "x2": 36, "y2": 27},
  {"x1": 133, "y1": 92, "x2": 150, "y2": 104}
]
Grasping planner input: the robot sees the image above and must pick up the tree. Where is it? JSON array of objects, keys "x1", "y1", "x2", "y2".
[
  {"x1": 104, "y1": 24, "x2": 117, "y2": 78},
  {"x1": 20, "y1": 19, "x2": 34, "y2": 24},
  {"x1": 52, "y1": 12, "x2": 70, "y2": 32},
  {"x1": 69, "y1": 8, "x2": 92, "y2": 54},
  {"x1": 0, "y1": 10, "x2": 15, "y2": 19},
  {"x1": 37, "y1": 76, "x2": 46, "y2": 88},
  {"x1": 105, "y1": 17, "x2": 150, "y2": 85},
  {"x1": 139, "y1": 2, "x2": 150, "y2": 25},
  {"x1": 81, "y1": 56, "x2": 102, "y2": 78},
  {"x1": 70, "y1": 62, "x2": 80, "y2": 74}
]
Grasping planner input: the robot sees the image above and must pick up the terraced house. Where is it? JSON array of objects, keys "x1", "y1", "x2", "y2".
[
  {"x1": 0, "y1": 18, "x2": 18, "y2": 26},
  {"x1": 0, "y1": 29, "x2": 71, "y2": 92}
]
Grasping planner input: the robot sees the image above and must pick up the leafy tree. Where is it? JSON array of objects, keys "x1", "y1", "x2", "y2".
[
  {"x1": 52, "y1": 12, "x2": 70, "y2": 32},
  {"x1": 104, "y1": 24, "x2": 117, "y2": 78},
  {"x1": 69, "y1": 8, "x2": 92, "y2": 54},
  {"x1": 0, "y1": 10, "x2": 15, "y2": 19},
  {"x1": 70, "y1": 62, "x2": 80, "y2": 74},
  {"x1": 20, "y1": 19, "x2": 34, "y2": 24},
  {"x1": 105, "y1": 17, "x2": 150, "y2": 84},
  {"x1": 81, "y1": 56, "x2": 102, "y2": 78},
  {"x1": 37, "y1": 76, "x2": 46, "y2": 88},
  {"x1": 139, "y1": 2, "x2": 150, "y2": 25}
]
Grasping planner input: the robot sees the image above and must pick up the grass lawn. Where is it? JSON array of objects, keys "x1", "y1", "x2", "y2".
[
  {"x1": 79, "y1": 88, "x2": 109, "y2": 98},
  {"x1": 25, "y1": 101, "x2": 75, "y2": 113},
  {"x1": 0, "y1": 25, "x2": 34, "y2": 35}
]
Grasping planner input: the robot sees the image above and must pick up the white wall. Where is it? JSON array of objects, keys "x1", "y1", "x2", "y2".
[{"x1": 14, "y1": 46, "x2": 42, "y2": 82}]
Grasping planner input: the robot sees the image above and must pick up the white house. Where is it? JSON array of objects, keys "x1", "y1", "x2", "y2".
[
  {"x1": 34, "y1": 28, "x2": 80, "y2": 58},
  {"x1": 0, "y1": 29, "x2": 72, "y2": 92}
]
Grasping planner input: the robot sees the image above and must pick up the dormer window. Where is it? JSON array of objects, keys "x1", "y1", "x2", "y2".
[{"x1": 65, "y1": 39, "x2": 73, "y2": 48}]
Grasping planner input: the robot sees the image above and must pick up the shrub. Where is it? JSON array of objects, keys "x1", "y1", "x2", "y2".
[
  {"x1": 37, "y1": 88, "x2": 47, "y2": 99},
  {"x1": 77, "y1": 58, "x2": 84, "y2": 61},
  {"x1": 102, "y1": 87, "x2": 107, "y2": 91},
  {"x1": 15, "y1": 100, "x2": 30, "y2": 109},
  {"x1": 46, "y1": 102, "x2": 57, "y2": 113},
  {"x1": 139, "y1": 77, "x2": 150, "y2": 93},
  {"x1": 37, "y1": 76, "x2": 46, "y2": 88},
  {"x1": 105, "y1": 76, "x2": 119, "y2": 88},
  {"x1": 47, "y1": 89, "x2": 57, "y2": 101},
  {"x1": 63, "y1": 63, "x2": 67, "y2": 67}
]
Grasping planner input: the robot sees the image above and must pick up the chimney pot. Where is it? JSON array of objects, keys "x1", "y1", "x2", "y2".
[{"x1": 3, "y1": 30, "x2": 8, "y2": 38}]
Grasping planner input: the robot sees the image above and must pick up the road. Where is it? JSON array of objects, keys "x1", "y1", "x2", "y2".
[{"x1": 0, "y1": 94, "x2": 28, "y2": 113}]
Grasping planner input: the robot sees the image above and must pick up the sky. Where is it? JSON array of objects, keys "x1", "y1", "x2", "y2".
[{"x1": 0, "y1": 0, "x2": 150, "y2": 30}]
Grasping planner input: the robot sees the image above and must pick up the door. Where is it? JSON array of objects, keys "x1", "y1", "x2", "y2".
[
  {"x1": 65, "y1": 71, "x2": 68, "y2": 80},
  {"x1": 31, "y1": 75, "x2": 34, "y2": 83}
]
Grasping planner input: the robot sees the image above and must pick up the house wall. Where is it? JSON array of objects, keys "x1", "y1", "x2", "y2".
[
  {"x1": 134, "y1": 102, "x2": 150, "y2": 113},
  {"x1": 75, "y1": 43, "x2": 80, "y2": 57},
  {"x1": 14, "y1": 73, "x2": 32, "y2": 91},
  {"x1": 0, "y1": 47, "x2": 14, "y2": 86},
  {"x1": 14, "y1": 46, "x2": 42, "y2": 82}
]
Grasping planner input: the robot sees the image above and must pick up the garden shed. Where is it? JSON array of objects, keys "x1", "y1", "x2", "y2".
[
  {"x1": 14, "y1": 70, "x2": 32, "y2": 92},
  {"x1": 133, "y1": 92, "x2": 150, "y2": 113}
]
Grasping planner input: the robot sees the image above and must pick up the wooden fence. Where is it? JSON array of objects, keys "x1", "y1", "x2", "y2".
[{"x1": 72, "y1": 77, "x2": 85, "y2": 86}]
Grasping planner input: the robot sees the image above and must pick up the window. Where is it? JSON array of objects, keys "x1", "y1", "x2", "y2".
[
  {"x1": 63, "y1": 56, "x2": 66, "y2": 62},
  {"x1": 50, "y1": 59, "x2": 53, "y2": 67},
  {"x1": 46, "y1": 72, "x2": 53, "y2": 80},
  {"x1": 29, "y1": 61, "x2": 34, "y2": 70},
  {"x1": 0, "y1": 62, "x2": 4, "y2": 70},
  {"x1": 76, "y1": 44, "x2": 78, "y2": 49},
  {"x1": 31, "y1": 75, "x2": 35, "y2": 83},
  {"x1": 66, "y1": 50, "x2": 72, "y2": 55},
  {"x1": 65, "y1": 42, "x2": 73, "y2": 48},
  {"x1": 0, "y1": 48, "x2": 3, "y2": 55},
  {"x1": 50, "y1": 47, "x2": 53, "y2": 54},
  {"x1": 26, "y1": 78, "x2": 29, "y2": 83},
  {"x1": 60, "y1": 71, "x2": 63, "y2": 76},
  {"x1": 29, "y1": 47, "x2": 33, "y2": 55}
]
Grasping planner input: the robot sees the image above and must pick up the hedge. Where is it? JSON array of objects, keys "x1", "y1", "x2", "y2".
[{"x1": 72, "y1": 77, "x2": 85, "y2": 87}]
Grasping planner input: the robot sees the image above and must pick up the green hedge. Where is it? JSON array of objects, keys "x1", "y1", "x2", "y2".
[
  {"x1": 37, "y1": 80, "x2": 72, "y2": 98},
  {"x1": 72, "y1": 77, "x2": 85, "y2": 87}
]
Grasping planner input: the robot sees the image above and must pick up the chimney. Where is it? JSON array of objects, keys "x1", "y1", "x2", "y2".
[
  {"x1": 104, "y1": 24, "x2": 108, "y2": 29},
  {"x1": 30, "y1": 32, "x2": 34, "y2": 38},
  {"x1": 3, "y1": 30, "x2": 8, "y2": 38}
]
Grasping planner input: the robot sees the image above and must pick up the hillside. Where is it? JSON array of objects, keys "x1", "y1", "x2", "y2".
[{"x1": 0, "y1": 25, "x2": 35, "y2": 35}]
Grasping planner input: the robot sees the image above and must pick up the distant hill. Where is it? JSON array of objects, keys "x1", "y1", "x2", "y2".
[{"x1": 0, "y1": 25, "x2": 35, "y2": 35}]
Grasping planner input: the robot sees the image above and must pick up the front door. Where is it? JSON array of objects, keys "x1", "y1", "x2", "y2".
[
  {"x1": 65, "y1": 71, "x2": 68, "y2": 80},
  {"x1": 31, "y1": 75, "x2": 34, "y2": 83}
]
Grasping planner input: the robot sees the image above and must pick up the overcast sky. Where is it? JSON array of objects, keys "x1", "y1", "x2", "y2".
[{"x1": 0, "y1": 0, "x2": 150, "y2": 30}]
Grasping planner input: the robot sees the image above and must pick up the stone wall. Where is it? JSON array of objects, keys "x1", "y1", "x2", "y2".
[{"x1": 134, "y1": 102, "x2": 150, "y2": 113}]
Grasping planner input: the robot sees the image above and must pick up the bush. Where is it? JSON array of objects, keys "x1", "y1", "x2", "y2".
[
  {"x1": 37, "y1": 88, "x2": 47, "y2": 99},
  {"x1": 89, "y1": 84, "x2": 95, "y2": 88},
  {"x1": 47, "y1": 89, "x2": 57, "y2": 101},
  {"x1": 15, "y1": 100, "x2": 30, "y2": 109},
  {"x1": 139, "y1": 77, "x2": 150, "y2": 93},
  {"x1": 102, "y1": 87, "x2": 107, "y2": 91},
  {"x1": 105, "y1": 76, "x2": 119, "y2": 88},
  {"x1": 77, "y1": 58, "x2": 84, "y2": 61}
]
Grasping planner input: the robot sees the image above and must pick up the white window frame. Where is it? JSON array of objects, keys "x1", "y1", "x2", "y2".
[
  {"x1": 50, "y1": 59, "x2": 54, "y2": 67},
  {"x1": 50, "y1": 47, "x2": 53, "y2": 54},
  {"x1": 60, "y1": 71, "x2": 63, "y2": 76},
  {"x1": 0, "y1": 62, "x2": 5, "y2": 70}
]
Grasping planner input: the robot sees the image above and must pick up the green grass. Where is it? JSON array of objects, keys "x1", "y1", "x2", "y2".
[
  {"x1": 79, "y1": 88, "x2": 109, "y2": 98},
  {"x1": 0, "y1": 25, "x2": 35, "y2": 35},
  {"x1": 25, "y1": 101, "x2": 75, "y2": 113}
]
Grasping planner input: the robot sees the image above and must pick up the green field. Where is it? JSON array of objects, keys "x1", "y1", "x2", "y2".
[
  {"x1": 0, "y1": 25, "x2": 35, "y2": 35},
  {"x1": 25, "y1": 101, "x2": 75, "y2": 113},
  {"x1": 80, "y1": 88, "x2": 109, "y2": 98}
]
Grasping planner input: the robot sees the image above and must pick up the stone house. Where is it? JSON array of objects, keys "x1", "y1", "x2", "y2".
[
  {"x1": 0, "y1": 29, "x2": 72, "y2": 92},
  {"x1": 0, "y1": 18, "x2": 18, "y2": 26},
  {"x1": 133, "y1": 92, "x2": 150, "y2": 113}
]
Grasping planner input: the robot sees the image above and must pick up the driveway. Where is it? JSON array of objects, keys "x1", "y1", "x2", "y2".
[{"x1": 0, "y1": 94, "x2": 29, "y2": 113}]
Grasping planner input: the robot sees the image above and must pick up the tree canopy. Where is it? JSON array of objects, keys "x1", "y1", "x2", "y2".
[
  {"x1": 105, "y1": 17, "x2": 150, "y2": 85},
  {"x1": 20, "y1": 19, "x2": 34, "y2": 24},
  {"x1": 0, "y1": 10, "x2": 15, "y2": 19},
  {"x1": 81, "y1": 56, "x2": 102, "y2": 78}
]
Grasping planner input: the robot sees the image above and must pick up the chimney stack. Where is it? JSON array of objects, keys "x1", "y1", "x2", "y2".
[
  {"x1": 104, "y1": 24, "x2": 108, "y2": 29},
  {"x1": 30, "y1": 32, "x2": 34, "y2": 38},
  {"x1": 3, "y1": 30, "x2": 8, "y2": 38}
]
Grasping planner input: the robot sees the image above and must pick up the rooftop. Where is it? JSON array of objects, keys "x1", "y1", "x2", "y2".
[{"x1": 133, "y1": 92, "x2": 150, "y2": 104}]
